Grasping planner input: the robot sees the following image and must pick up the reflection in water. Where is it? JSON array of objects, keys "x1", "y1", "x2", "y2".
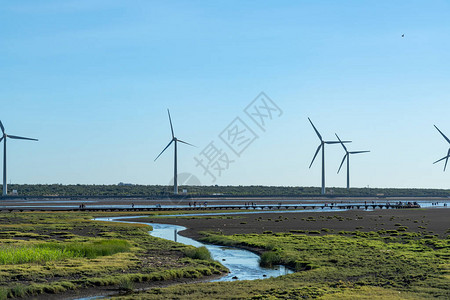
[{"x1": 96, "y1": 217, "x2": 293, "y2": 282}]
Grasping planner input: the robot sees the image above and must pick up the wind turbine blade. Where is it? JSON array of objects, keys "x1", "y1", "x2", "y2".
[
  {"x1": 434, "y1": 125, "x2": 450, "y2": 144},
  {"x1": 308, "y1": 118, "x2": 322, "y2": 141},
  {"x1": 445, "y1": 149, "x2": 450, "y2": 171},
  {"x1": 349, "y1": 151, "x2": 370, "y2": 154},
  {"x1": 433, "y1": 156, "x2": 449, "y2": 164},
  {"x1": 335, "y1": 133, "x2": 347, "y2": 152},
  {"x1": 325, "y1": 140, "x2": 351, "y2": 144},
  {"x1": 154, "y1": 139, "x2": 174, "y2": 161},
  {"x1": 7, "y1": 135, "x2": 38, "y2": 141},
  {"x1": 177, "y1": 139, "x2": 196, "y2": 147},
  {"x1": 0, "y1": 121, "x2": 4, "y2": 134},
  {"x1": 0, "y1": 137, "x2": 3, "y2": 143},
  {"x1": 337, "y1": 154, "x2": 347, "y2": 174},
  {"x1": 167, "y1": 109, "x2": 174, "y2": 139},
  {"x1": 309, "y1": 144, "x2": 322, "y2": 168}
]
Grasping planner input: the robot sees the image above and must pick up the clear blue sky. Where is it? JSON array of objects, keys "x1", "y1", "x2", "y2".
[{"x1": 1, "y1": 1, "x2": 450, "y2": 189}]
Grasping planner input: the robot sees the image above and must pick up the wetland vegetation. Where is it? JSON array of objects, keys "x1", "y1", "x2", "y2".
[
  {"x1": 114, "y1": 211, "x2": 449, "y2": 299},
  {"x1": 114, "y1": 228, "x2": 449, "y2": 299},
  {"x1": 0, "y1": 212, "x2": 226, "y2": 299},
  {"x1": 0, "y1": 210, "x2": 448, "y2": 299}
]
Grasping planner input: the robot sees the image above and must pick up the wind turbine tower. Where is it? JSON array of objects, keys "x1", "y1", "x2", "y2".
[
  {"x1": 155, "y1": 110, "x2": 195, "y2": 194},
  {"x1": 335, "y1": 133, "x2": 369, "y2": 189},
  {"x1": 308, "y1": 118, "x2": 350, "y2": 195},
  {"x1": 0, "y1": 121, "x2": 38, "y2": 196}
]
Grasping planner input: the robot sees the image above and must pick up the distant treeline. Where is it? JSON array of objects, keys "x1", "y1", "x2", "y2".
[{"x1": 2, "y1": 184, "x2": 450, "y2": 198}]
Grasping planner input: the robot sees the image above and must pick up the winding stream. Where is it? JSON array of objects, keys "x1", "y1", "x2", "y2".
[{"x1": 95, "y1": 216, "x2": 293, "y2": 282}]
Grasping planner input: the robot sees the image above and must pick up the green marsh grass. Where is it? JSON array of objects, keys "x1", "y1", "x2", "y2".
[
  {"x1": 0, "y1": 239, "x2": 130, "y2": 264},
  {"x1": 183, "y1": 246, "x2": 212, "y2": 261},
  {"x1": 260, "y1": 251, "x2": 282, "y2": 267},
  {"x1": 40, "y1": 239, "x2": 131, "y2": 258},
  {"x1": 0, "y1": 245, "x2": 74, "y2": 264},
  {"x1": 118, "y1": 277, "x2": 134, "y2": 292},
  {"x1": 199, "y1": 229, "x2": 450, "y2": 298}
]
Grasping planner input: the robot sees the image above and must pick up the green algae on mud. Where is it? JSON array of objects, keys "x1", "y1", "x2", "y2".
[{"x1": 0, "y1": 212, "x2": 227, "y2": 299}]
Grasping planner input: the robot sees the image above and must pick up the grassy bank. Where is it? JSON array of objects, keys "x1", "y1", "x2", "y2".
[{"x1": 0, "y1": 212, "x2": 227, "y2": 299}]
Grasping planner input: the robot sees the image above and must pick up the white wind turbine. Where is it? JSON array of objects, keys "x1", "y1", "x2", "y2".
[
  {"x1": 308, "y1": 118, "x2": 350, "y2": 194},
  {"x1": 1, "y1": 121, "x2": 38, "y2": 196},
  {"x1": 335, "y1": 133, "x2": 369, "y2": 189},
  {"x1": 154, "y1": 109, "x2": 195, "y2": 194}
]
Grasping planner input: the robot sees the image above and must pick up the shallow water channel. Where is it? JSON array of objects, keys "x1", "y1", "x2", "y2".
[{"x1": 96, "y1": 216, "x2": 293, "y2": 282}]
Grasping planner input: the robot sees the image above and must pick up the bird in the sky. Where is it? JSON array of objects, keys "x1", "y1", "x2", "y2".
[{"x1": 402, "y1": 34, "x2": 404, "y2": 38}]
